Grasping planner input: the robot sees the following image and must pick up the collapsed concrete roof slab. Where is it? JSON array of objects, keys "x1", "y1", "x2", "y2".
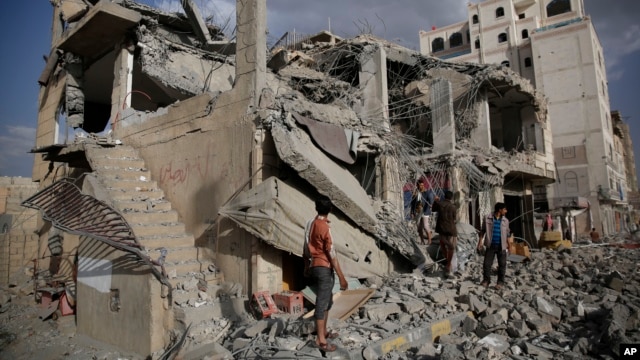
[
  {"x1": 218, "y1": 177, "x2": 391, "y2": 278},
  {"x1": 271, "y1": 123, "x2": 377, "y2": 232},
  {"x1": 138, "y1": 33, "x2": 235, "y2": 97},
  {"x1": 55, "y1": 1, "x2": 141, "y2": 58}
]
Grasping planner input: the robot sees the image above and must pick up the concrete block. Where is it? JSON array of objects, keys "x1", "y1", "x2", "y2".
[
  {"x1": 462, "y1": 316, "x2": 477, "y2": 334},
  {"x1": 535, "y1": 297, "x2": 562, "y2": 320},
  {"x1": 523, "y1": 342, "x2": 554, "y2": 359},
  {"x1": 401, "y1": 299, "x2": 425, "y2": 314},
  {"x1": 364, "y1": 303, "x2": 401, "y2": 322},
  {"x1": 481, "y1": 313, "x2": 504, "y2": 328},
  {"x1": 527, "y1": 317, "x2": 552, "y2": 334},
  {"x1": 470, "y1": 295, "x2": 488, "y2": 314},
  {"x1": 478, "y1": 333, "x2": 509, "y2": 353},
  {"x1": 507, "y1": 319, "x2": 529, "y2": 337}
]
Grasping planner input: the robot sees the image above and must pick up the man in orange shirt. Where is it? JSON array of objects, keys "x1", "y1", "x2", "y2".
[{"x1": 303, "y1": 196, "x2": 348, "y2": 353}]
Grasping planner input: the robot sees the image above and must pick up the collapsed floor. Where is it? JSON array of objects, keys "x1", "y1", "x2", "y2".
[{"x1": 1, "y1": 234, "x2": 638, "y2": 360}]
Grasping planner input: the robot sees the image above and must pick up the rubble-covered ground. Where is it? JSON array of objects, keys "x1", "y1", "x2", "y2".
[{"x1": 1, "y1": 235, "x2": 638, "y2": 360}]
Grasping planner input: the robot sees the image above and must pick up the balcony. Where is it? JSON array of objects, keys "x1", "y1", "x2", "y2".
[{"x1": 598, "y1": 186, "x2": 622, "y2": 203}]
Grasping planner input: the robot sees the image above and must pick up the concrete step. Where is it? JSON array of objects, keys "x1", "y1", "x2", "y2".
[
  {"x1": 115, "y1": 200, "x2": 173, "y2": 212},
  {"x1": 147, "y1": 246, "x2": 199, "y2": 263},
  {"x1": 165, "y1": 260, "x2": 212, "y2": 277},
  {"x1": 90, "y1": 146, "x2": 139, "y2": 158},
  {"x1": 138, "y1": 233, "x2": 195, "y2": 249},
  {"x1": 101, "y1": 169, "x2": 152, "y2": 181},
  {"x1": 108, "y1": 188, "x2": 165, "y2": 202},
  {"x1": 103, "y1": 178, "x2": 159, "y2": 191},
  {"x1": 173, "y1": 297, "x2": 246, "y2": 330},
  {"x1": 122, "y1": 210, "x2": 179, "y2": 224},
  {"x1": 172, "y1": 289, "x2": 204, "y2": 306},
  {"x1": 91, "y1": 157, "x2": 147, "y2": 169},
  {"x1": 130, "y1": 222, "x2": 186, "y2": 237}
]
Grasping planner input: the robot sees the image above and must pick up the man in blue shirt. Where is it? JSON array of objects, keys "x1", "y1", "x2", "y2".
[{"x1": 477, "y1": 202, "x2": 511, "y2": 289}]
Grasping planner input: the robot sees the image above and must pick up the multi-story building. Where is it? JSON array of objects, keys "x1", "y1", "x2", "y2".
[
  {"x1": 25, "y1": 0, "x2": 555, "y2": 355},
  {"x1": 419, "y1": 0, "x2": 626, "y2": 236}
]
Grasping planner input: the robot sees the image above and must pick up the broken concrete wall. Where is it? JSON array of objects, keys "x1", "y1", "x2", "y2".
[
  {"x1": 136, "y1": 27, "x2": 235, "y2": 97},
  {"x1": 33, "y1": 72, "x2": 67, "y2": 182},
  {"x1": 76, "y1": 238, "x2": 166, "y2": 354},
  {"x1": 117, "y1": 92, "x2": 253, "y2": 239}
]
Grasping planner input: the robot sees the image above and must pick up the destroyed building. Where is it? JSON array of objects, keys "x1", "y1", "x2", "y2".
[{"x1": 23, "y1": 0, "x2": 555, "y2": 356}]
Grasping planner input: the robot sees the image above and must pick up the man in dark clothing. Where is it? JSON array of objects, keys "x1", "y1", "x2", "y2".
[
  {"x1": 478, "y1": 202, "x2": 511, "y2": 289},
  {"x1": 433, "y1": 190, "x2": 457, "y2": 276},
  {"x1": 303, "y1": 196, "x2": 348, "y2": 352}
]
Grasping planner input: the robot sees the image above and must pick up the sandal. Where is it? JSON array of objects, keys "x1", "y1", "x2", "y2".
[
  {"x1": 326, "y1": 331, "x2": 339, "y2": 339},
  {"x1": 314, "y1": 342, "x2": 337, "y2": 352}
]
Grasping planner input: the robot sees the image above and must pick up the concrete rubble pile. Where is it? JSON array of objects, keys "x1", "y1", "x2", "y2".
[
  {"x1": 1, "y1": 237, "x2": 638, "y2": 359},
  {"x1": 165, "y1": 237, "x2": 639, "y2": 360}
]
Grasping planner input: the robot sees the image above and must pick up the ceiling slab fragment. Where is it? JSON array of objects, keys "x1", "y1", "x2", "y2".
[
  {"x1": 270, "y1": 122, "x2": 377, "y2": 232},
  {"x1": 218, "y1": 177, "x2": 391, "y2": 278},
  {"x1": 55, "y1": 1, "x2": 141, "y2": 58}
]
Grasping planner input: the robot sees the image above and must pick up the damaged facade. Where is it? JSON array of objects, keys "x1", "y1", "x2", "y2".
[
  {"x1": 419, "y1": 0, "x2": 637, "y2": 237},
  {"x1": 25, "y1": 0, "x2": 553, "y2": 356}
]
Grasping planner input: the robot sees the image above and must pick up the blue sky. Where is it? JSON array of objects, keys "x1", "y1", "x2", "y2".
[{"x1": 1, "y1": 0, "x2": 639, "y2": 186}]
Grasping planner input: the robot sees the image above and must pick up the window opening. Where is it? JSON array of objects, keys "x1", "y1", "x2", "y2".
[
  {"x1": 432, "y1": 37, "x2": 444, "y2": 52},
  {"x1": 475, "y1": 38, "x2": 480, "y2": 49},
  {"x1": 547, "y1": 0, "x2": 571, "y2": 17},
  {"x1": 472, "y1": 14, "x2": 479, "y2": 24},
  {"x1": 450, "y1": 32, "x2": 463, "y2": 47},
  {"x1": 524, "y1": 57, "x2": 532, "y2": 67},
  {"x1": 522, "y1": 29, "x2": 529, "y2": 39},
  {"x1": 498, "y1": 33, "x2": 508, "y2": 43},
  {"x1": 496, "y1": 7, "x2": 505, "y2": 18}
]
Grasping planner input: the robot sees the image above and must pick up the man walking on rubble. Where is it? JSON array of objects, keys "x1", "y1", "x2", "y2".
[
  {"x1": 433, "y1": 190, "x2": 457, "y2": 277},
  {"x1": 478, "y1": 202, "x2": 512, "y2": 289},
  {"x1": 303, "y1": 195, "x2": 348, "y2": 353}
]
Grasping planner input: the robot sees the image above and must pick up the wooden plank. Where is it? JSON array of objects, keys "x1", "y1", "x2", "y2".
[{"x1": 303, "y1": 288, "x2": 375, "y2": 321}]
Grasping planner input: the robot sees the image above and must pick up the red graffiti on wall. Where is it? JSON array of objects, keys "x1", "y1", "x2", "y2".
[{"x1": 160, "y1": 153, "x2": 211, "y2": 186}]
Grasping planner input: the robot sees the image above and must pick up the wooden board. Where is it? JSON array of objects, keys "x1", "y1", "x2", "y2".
[{"x1": 303, "y1": 288, "x2": 375, "y2": 321}]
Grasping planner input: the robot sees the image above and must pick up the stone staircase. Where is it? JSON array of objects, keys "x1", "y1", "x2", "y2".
[{"x1": 83, "y1": 144, "x2": 227, "y2": 343}]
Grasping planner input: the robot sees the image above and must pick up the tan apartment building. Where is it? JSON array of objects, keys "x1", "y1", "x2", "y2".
[
  {"x1": 419, "y1": 0, "x2": 628, "y2": 237},
  {"x1": 23, "y1": 0, "x2": 554, "y2": 356}
]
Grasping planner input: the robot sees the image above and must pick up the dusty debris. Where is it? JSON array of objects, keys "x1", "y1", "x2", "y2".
[{"x1": 2, "y1": 238, "x2": 639, "y2": 359}]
